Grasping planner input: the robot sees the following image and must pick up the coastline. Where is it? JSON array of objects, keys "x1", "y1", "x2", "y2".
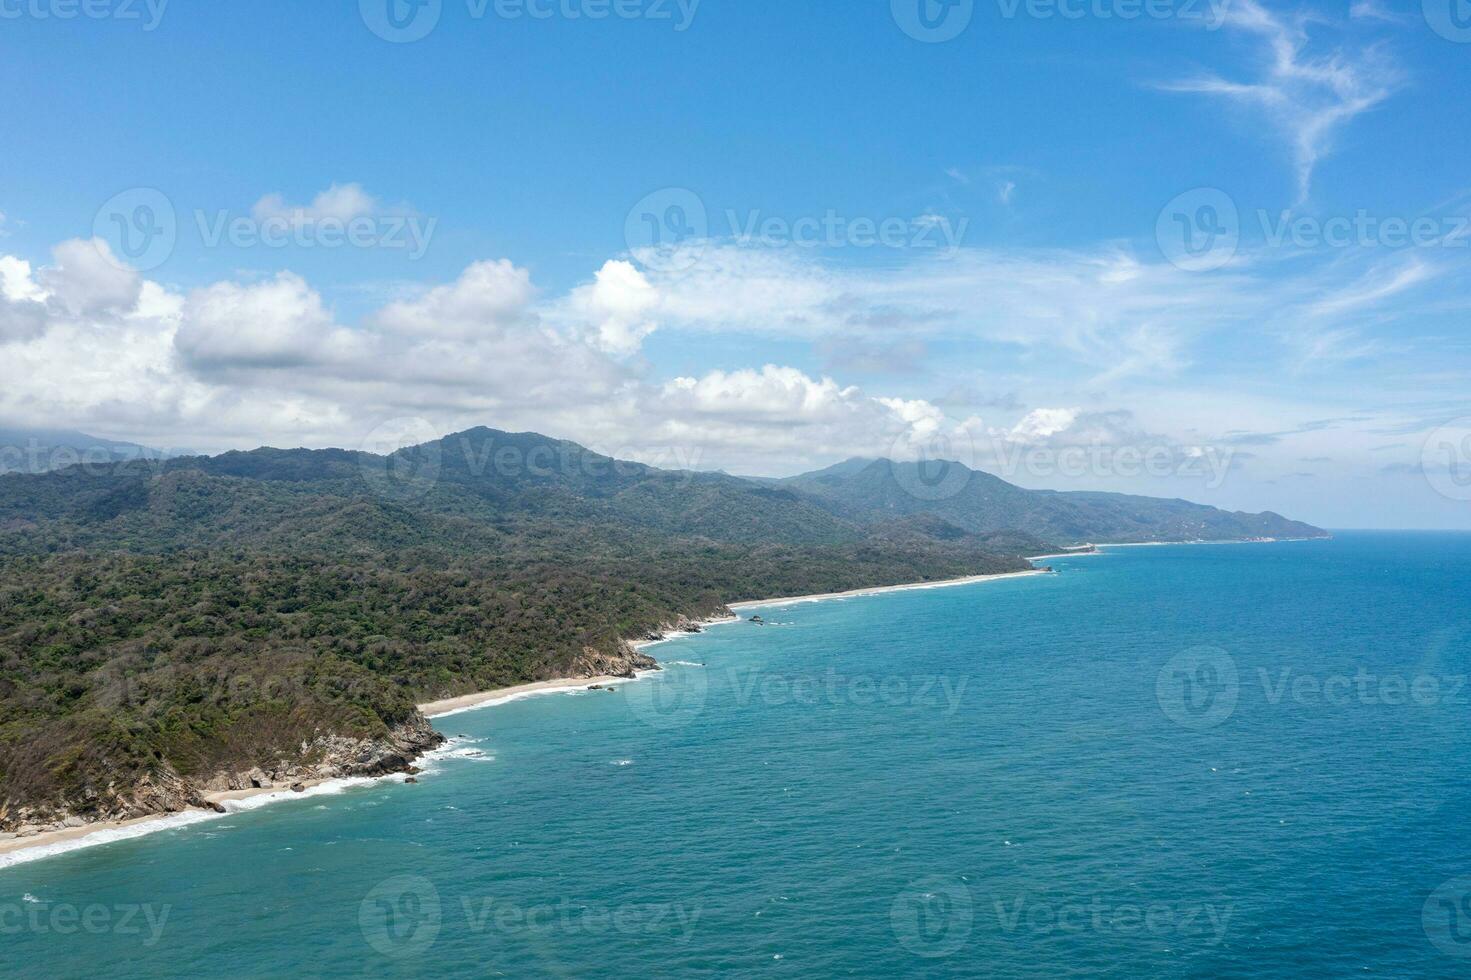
[
  {"x1": 728, "y1": 569, "x2": 1047, "y2": 611},
  {"x1": 0, "y1": 564, "x2": 1061, "y2": 870},
  {"x1": 420, "y1": 673, "x2": 654, "y2": 719},
  {"x1": 0, "y1": 773, "x2": 401, "y2": 870}
]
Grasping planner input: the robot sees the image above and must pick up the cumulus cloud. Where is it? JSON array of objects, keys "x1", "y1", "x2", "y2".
[
  {"x1": 562, "y1": 260, "x2": 659, "y2": 357},
  {"x1": 252, "y1": 183, "x2": 379, "y2": 226},
  {"x1": 37, "y1": 239, "x2": 143, "y2": 315},
  {"x1": 0, "y1": 255, "x2": 52, "y2": 341},
  {"x1": 176, "y1": 272, "x2": 365, "y2": 374},
  {"x1": 372, "y1": 259, "x2": 536, "y2": 340}
]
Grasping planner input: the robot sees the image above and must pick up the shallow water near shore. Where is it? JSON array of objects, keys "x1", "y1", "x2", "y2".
[{"x1": 3, "y1": 532, "x2": 1470, "y2": 978}]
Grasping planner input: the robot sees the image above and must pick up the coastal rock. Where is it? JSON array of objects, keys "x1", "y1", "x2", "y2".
[
  {"x1": 569, "y1": 642, "x2": 658, "y2": 681},
  {"x1": 1, "y1": 716, "x2": 446, "y2": 837},
  {"x1": 404, "y1": 777, "x2": 418, "y2": 784},
  {"x1": 290, "y1": 783, "x2": 306, "y2": 793}
]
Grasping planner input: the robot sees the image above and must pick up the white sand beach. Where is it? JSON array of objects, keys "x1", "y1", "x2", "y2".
[
  {"x1": 729, "y1": 568, "x2": 1048, "y2": 610},
  {"x1": 420, "y1": 674, "x2": 644, "y2": 719}
]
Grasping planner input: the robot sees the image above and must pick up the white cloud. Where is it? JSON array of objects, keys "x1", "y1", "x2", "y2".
[
  {"x1": 562, "y1": 260, "x2": 659, "y2": 357},
  {"x1": 635, "y1": 243, "x2": 1251, "y2": 382},
  {"x1": 252, "y1": 182, "x2": 379, "y2": 226},
  {"x1": 1348, "y1": 0, "x2": 1408, "y2": 24},
  {"x1": 37, "y1": 239, "x2": 143, "y2": 315},
  {"x1": 1009, "y1": 408, "x2": 1080, "y2": 443},
  {"x1": 371, "y1": 259, "x2": 536, "y2": 340},
  {"x1": 1160, "y1": 0, "x2": 1400, "y2": 202},
  {"x1": 176, "y1": 272, "x2": 365, "y2": 374}
]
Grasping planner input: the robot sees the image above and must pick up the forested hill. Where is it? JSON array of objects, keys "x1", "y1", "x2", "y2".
[
  {"x1": 0, "y1": 429, "x2": 1041, "y2": 832},
  {"x1": 0, "y1": 427, "x2": 1322, "y2": 833},
  {"x1": 781, "y1": 457, "x2": 1326, "y2": 544}
]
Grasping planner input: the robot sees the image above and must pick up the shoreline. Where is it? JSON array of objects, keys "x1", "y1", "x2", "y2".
[
  {"x1": 728, "y1": 569, "x2": 1047, "y2": 610},
  {"x1": 420, "y1": 673, "x2": 653, "y2": 719},
  {"x1": 6, "y1": 547, "x2": 1272, "y2": 871},
  {"x1": 0, "y1": 773, "x2": 401, "y2": 870},
  {"x1": 1028, "y1": 536, "x2": 1324, "y2": 560}
]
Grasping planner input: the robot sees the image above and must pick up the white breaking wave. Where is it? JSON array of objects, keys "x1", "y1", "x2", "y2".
[{"x1": 0, "y1": 810, "x2": 222, "y2": 871}]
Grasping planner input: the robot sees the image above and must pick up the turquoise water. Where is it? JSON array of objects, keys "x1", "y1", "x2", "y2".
[{"x1": 4, "y1": 532, "x2": 1471, "y2": 978}]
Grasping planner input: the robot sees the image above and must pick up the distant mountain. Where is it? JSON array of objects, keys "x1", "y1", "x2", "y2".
[
  {"x1": 780, "y1": 457, "x2": 1327, "y2": 545},
  {"x1": 0, "y1": 426, "x2": 172, "y2": 476}
]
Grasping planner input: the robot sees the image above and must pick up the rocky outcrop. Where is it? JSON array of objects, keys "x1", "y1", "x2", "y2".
[
  {"x1": 1, "y1": 716, "x2": 444, "y2": 837},
  {"x1": 569, "y1": 641, "x2": 659, "y2": 680},
  {"x1": 0, "y1": 764, "x2": 212, "y2": 835},
  {"x1": 196, "y1": 715, "x2": 444, "y2": 792}
]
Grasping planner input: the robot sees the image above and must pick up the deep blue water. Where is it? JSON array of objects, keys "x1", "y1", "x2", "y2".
[{"x1": 3, "y1": 532, "x2": 1471, "y2": 978}]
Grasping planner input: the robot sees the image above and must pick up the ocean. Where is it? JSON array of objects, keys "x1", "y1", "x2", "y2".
[{"x1": 3, "y1": 532, "x2": 1469, "y2": 978}]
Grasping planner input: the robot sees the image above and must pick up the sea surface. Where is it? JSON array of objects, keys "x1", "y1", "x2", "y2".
[{"x1": 3, "y1": 532, "x2": 1470, "y2": 978}]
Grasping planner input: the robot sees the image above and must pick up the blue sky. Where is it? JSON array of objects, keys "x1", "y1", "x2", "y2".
[{"x1": 2, "y1": 0, "x2": 1470, "y2": 528}]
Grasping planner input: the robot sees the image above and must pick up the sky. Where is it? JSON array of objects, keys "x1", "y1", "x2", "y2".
[{"x1": 1, "y1": 0, "x2": 1470, "y2": 528}]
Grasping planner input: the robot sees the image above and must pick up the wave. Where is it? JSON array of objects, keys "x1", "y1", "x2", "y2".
[{"x1": 0, "y1": 810, "x2": 223, "y2": 871}]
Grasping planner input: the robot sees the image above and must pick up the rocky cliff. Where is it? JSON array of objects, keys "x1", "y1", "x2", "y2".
[{"x1": 0, "y1": 716, "x2": 444, "y2": 838}]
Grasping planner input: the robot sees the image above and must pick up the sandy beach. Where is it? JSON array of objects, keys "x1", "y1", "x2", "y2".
[
  {"x1": 420, "y1": 674, "x2": 644, "y2": 719},
  {"x1": 728, "y1": 568, "x2": 1048, "y2": 610}
]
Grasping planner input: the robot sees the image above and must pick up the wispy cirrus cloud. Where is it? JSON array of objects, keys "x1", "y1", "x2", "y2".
[{"x1": 1159, "y1": 0, "x2": 1402, "y2": 202}]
